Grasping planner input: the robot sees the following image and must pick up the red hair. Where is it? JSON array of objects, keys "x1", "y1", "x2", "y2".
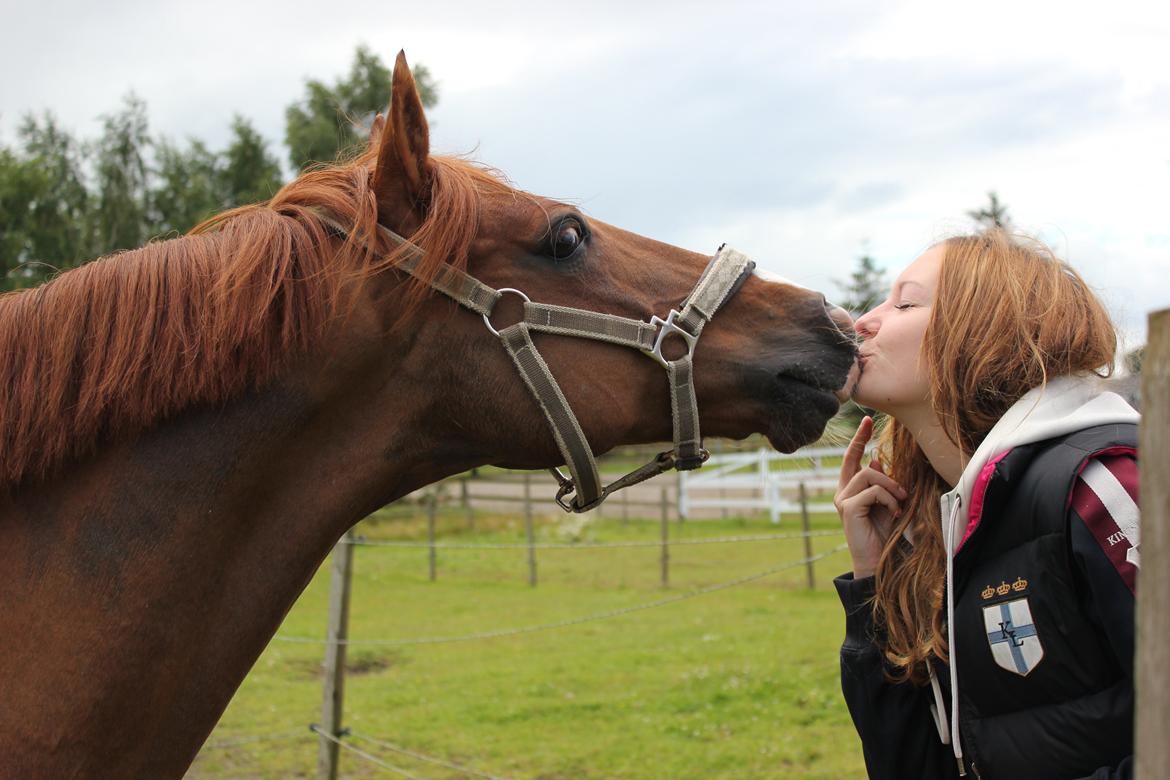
[{"x1": 872, "y1": 229, "x2": 1117, "y2": 683}]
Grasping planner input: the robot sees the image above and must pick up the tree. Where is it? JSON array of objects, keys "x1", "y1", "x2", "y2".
[
  {"x1": 830, "y1": 251, "x2": 886, "y2": 430},
  {"x1": 284, "y1": 45, "x2": 438, "y2": 171},
  {"x1": 150, "y1": 137, "x2": 223, "y2": 237},
  {"x1": 220, "y1": 115, "x2": 283, "y2": 207},
  {"x1": 0, "y1": 145, "x2": 44, "y2": 286},
  {"x1": 967, "y1": 191, "x2": 1011, "y2": 230},
  {"x1": 91, "y1": 94, "x2": 151, "y2": 255},
  {"x1": 1125, "y1": 345, "x2": 1144, "y2": 375},
  {"x1": 836, "y1": 251, "x2": 887, "y2": 318},
  {"x1": 18, "y1": 113, "x2": 91, "y2": 266},
  {"x1": 0, "y1": 114, "x2": 91, "y2": 288},
  {"x1": 151, "y1": 116, "x2": 284, "y2": 236}
]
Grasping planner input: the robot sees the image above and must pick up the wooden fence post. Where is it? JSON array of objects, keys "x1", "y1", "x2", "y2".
[
  {"x1": 1137, "y1": 308, "x2": 1169, "y2": 779},
  {"x1": 799, "y1": 482, "x2": 815, "y2": 590},
  {"x1": 316, "y1": 531, "x2": 355, "y2": 780},
  {"x1": 660, "y1": 486, "x2": 670, "y2": 588},
  {"x1": 525, "y1": 473, "x2": 537, "y2": 587},
  {"x1": 758, "y1": 448, "x2": 769, "y2": 520},
  {"x1": 461, "y1": 476, "x2": 474, "y2": 531},
  {"x1": 427, "y1": 490, "x2": 437, "y2": 582}
]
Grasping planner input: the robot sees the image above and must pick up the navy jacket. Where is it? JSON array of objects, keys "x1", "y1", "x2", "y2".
[{"x1": 837, "y1": 421, "x2": 1137, "y2": 780}]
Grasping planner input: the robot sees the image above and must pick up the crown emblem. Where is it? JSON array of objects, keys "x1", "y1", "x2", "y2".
[
  {"x1": 1012, "y1": 576, "x2": 1028, "y2": 592},
  {"x1": 981, "y1": 585, "x2": 996, "y2": 600},
  {"x1": 996, "y1": 581, "x2": 1011, "y2": 596}
]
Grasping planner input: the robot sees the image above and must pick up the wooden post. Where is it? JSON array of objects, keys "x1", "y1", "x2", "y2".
[
  {"x1": 461, "y1": 476, "x2": 474, "y2": 531},
  {"x1": 1137, "y1": 308, "x2": 1170, "y2": 779},
  {"x1": 799, "y1": 482, "x2": 815, "y2": 590},
  {"x1": 758, "y1": 448, "x2": 769, "y2": 520},
  {"x1": 316, "y1": 532, "x2": 355, "y2": 780},
  {"x1": 718, "y1": 441, "x2": 728, "y2": 520},
  {"x1": 660, "y1": 486, "x2": 670, "y2": 588},
  {"x1": 427, "y1": 490, "x2": 437, "y2": 582},
  {"x1": 525, "y1": 472, "x2": 537, "y2": 587}
]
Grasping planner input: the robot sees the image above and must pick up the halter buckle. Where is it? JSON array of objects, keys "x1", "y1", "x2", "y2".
[
  {"x1": 550, "y1": 467, "x2": 578, "y2": 513},
  {"x1": 643, "y1": 309, "x2": 697, "y2": 368}
]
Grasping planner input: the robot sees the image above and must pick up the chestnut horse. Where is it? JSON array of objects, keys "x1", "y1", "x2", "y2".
[{"x1": 0, "y1": 53, "x2": 857, "y2": 777}]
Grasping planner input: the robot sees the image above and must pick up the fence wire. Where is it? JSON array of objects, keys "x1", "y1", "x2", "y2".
[
  {"x1": 344, "y1": 529, "x2": 841, "y2": 550},
  {"x1": 200, "y1": 729, "x2": 305, "y2": 750},
  {"x1": 274, "y1": 543, "x2": 848, "y2": 647},
  {"x1": 311, "y1": 725, "x2": 426, "y2": 779},
  {"x1": 347, "y1": 730, "x2": 513, "y2": 780}
]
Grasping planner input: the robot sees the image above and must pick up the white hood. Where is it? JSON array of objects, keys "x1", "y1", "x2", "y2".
[
  {"x1": 930, "y1": 373, "x2": 1139, "y2": 773},
  {"x1": 941, "y1": 373, "x2": 1140, "y2": 555}
]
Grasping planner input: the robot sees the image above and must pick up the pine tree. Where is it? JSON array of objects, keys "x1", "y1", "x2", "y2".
[
  {"x1": 836, "y1": 253, "x2": 887, "y2": 318},
  {"x1": 967, "y1": 191, "x2": 1011, "y2": 230}
]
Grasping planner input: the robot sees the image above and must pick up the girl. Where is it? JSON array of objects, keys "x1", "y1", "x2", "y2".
[{"x1": 834, "y1": 229, "x2": 1138, "y2": 779}]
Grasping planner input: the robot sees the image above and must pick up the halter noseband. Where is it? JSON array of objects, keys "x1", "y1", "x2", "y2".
[{"x1": 318, "y1": 213, "x2": 755, "y2": 513}]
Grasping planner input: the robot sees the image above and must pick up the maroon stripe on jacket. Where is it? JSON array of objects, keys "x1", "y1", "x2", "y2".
[{"x1": 1071, "y1": 453, "x2": 1139, "y2": 594}]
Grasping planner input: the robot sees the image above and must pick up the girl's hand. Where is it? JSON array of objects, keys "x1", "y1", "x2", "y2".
[{"x1": 834, "y1": 416, "x2": 906, "y2": 579}]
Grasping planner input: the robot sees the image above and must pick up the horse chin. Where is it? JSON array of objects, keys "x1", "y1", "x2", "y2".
[{"x1": 763, "y1": 376, "x2": 842, "y2": 453}]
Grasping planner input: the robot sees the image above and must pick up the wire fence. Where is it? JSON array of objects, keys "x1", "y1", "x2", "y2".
[
  {"x1": 272, "y1": 542, "x2": 847, "y2": 647},
  {"x1": 197, "y1": 463, "x2": 852, "y2": 779},
  {"x1": 344, "y1": 529, "x2": 842, "y2": 550}
]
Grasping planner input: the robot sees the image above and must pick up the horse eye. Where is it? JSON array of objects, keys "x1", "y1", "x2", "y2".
[{"x1": 550, "y1": 219, "x2": 585, "y2": 260}]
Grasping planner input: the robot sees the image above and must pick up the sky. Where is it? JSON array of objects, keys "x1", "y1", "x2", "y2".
[{"x1": 3, "y1": 0, "x2": 1168, "y2": 352}]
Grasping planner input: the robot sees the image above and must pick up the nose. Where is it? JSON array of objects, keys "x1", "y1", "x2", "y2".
[
  {"x1": 825, "y1": 300, "x2": 855, "y2": 338},
  {"x1": 824, "y1": 300, "x2": 860, "y2": 402}
]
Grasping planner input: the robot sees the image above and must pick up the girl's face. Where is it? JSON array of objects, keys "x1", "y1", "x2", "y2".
[{"x1": 852, "y1": 245, "x2": 943, "y2": 415}]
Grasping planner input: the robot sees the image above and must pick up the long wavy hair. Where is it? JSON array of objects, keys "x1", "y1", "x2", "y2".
[{"x1": 871, "y1": 228, "x2": 1118, "y2": 684}]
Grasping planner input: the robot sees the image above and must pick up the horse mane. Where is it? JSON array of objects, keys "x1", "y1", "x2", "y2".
[{"x1": 0, "y1": 150, "x2": 514, "y2": 489}]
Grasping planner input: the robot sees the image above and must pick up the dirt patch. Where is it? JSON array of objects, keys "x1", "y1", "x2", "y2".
[{"x1": 289, "y1": 649, "x2": 404, "y2": 679}]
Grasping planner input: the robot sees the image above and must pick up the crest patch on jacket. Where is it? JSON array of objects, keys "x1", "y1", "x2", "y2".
[{"x1": 983, "y1": 597, "x2": 1044, "y2": 675}]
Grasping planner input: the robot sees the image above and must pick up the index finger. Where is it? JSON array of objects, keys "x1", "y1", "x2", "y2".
[{"x1": 839, "y1": 416, "x2": 874, "y2": 492}]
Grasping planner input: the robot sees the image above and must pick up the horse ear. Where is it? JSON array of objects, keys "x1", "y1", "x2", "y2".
[
  {"x1": 372, "y1": 51, "x2": 431, "y2": 229},
  {"x1": 366, "y1": 113, "x2": 386, "y2": 154}
]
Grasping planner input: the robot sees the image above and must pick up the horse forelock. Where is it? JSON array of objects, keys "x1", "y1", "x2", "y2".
[{"x1": 0, "y1": 151, "x2": 510, "y2": 490}]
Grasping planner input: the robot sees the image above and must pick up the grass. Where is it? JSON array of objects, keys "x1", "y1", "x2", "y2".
[{"x1": 185, "y1": 505, "x2": 867, "y2": 779}]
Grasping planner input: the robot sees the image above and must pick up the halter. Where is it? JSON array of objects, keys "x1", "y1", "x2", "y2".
[{"x1": 318, "y1": 213, "x2": 755, "y2": 512}]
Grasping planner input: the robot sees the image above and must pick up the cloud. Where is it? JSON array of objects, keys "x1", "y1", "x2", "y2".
[{"x1": 2, "y1": 0, "x2": 1167, "y2": 345}]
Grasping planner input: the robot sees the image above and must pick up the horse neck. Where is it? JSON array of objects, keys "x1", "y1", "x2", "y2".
[{"x1": 0, "y1": 331, "x2": 473, "y2": 777}]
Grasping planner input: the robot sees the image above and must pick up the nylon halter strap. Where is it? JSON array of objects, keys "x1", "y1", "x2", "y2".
[{"x1": 318, "y1": 212, "x2": 755, "y2": 512}]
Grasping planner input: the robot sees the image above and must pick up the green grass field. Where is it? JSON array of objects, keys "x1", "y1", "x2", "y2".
[{"x1": 185, "y1": 502, "x2": 867, "y2": 779}]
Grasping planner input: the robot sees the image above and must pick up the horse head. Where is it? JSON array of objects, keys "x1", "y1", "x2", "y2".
[{"x1": 313, "y1": 52, "x2": 858, "y2": 506}]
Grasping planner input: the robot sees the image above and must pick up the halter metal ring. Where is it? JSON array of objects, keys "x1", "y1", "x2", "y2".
[
  {"x1": 644, "y1": 309, "x2": 697, "y2": 368},
  {"x1": 483, "y1": 288, "x2": 531, "y2": 337}
]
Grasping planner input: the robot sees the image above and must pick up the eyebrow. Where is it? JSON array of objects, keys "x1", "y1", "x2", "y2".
[{"x1": 894, "y1": 280, "x2": 927, "y2": 297}]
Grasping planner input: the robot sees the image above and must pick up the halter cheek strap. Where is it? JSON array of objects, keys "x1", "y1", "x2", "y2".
[{"x1": 317, "y1": 212, "x2": 754, "y2": 512}]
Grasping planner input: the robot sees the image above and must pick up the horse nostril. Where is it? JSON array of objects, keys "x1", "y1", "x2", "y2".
[{"x1": 825, "y1": 300, "x2": 855, "y2": 337}]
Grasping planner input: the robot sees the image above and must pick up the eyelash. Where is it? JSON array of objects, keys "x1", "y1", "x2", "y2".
[{"x1": 894, "y1": 303, "x2": 914, "y2": 310}]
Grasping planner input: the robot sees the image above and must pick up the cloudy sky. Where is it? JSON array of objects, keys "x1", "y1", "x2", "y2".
[{"x1": 3, "y1": 0, "x2": 1167, "y2": 351}]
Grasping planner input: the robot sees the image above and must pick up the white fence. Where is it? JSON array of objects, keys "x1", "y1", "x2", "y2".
[{"x1": 678, "y1": 446, "x2": 871, "y2": 523}]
